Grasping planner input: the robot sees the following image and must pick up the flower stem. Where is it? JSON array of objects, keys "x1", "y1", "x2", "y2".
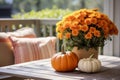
[
  {"x1": 61, "y1": 44, "x2": 65, "y2": 54},
  {"x1": 89, "y1": 54, "x2": 94, "y2": 59}
]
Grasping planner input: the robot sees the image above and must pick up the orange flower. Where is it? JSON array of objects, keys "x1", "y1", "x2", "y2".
[
  {"x1": 75, "y1": 13, "x2": 84, "y2": 19},
  {"x1": 64, "y1": 15, "x2": 76, "y2": 21},
  {"x1": 91, "y1": 18, "x2": 97, "y2": 24},
  {"x1": 109, "y1": 22, "x2": 114, "y2": 30},
  {"x1": 89, "y1": 12, "x2": 101, "y2": 18},
  {"x1": 65, "y1": 32, "x2": 71, "y2": 39},
  {"x1": 85, "y1": 32, "x2": 92, "y2": 39},
  {"x1": 58, "y1": 26, "x2": 65, "y2": 33},
  {"x1": 94, "y1": 30, "x2": 101, "y2": 37},
  {"x1": 103, "y1": 25, "x2": 109, "y2": 35},
  {"x1": 72, "y1": 21, "x2": 79, "y2": 26},
  {"x1": 80, "y1": 19, "x2": 85, "y2": 25},
  {"x1": 84, "y1": 18, "x2": 91, "y2": 25},
  {"x1": 97, "y1": 20, "x2": 102, "y2": 28},
  {"x1": 99, "y1": 20, "x2": 104, "y2": 27},
  {"x1": 113, "y1": 27, "x2": 118, "y2": 35},
  {"x1": 63, "y1": 21, "x2": 71, "y2": 29},
  {"x1": 97, "y1": 20, "x2": 107, "y2": 27},
  {"x1": 81, "y1": 25, "x2": 89, "y2": 32},
  {"x1": 70, "y1": 23, "x2": 80, "y2": 30},
  {"x1": 100, "y1": 13, "x2": 108, "y2": 20},
  {"x1": 72, "y1": 29, "x2": 79, "y2": 36},
  {"x1": 89, "y1": 27, "x2": 96, "y2": 33},
  {"x1": 80, "y1": 12, "x2": 87, "y2": 17},
  {"x1": 109, "y1": 23, "x2": 118, "y2": 35},
  {"x1": 70, "y1": 24, "x2": 76, "y2": 30},
  {"x1": 56, "y1": 8, "x2": 118, "y2": 49},
  {"x1": 102, "y1": 20, "x2": 108, "y2": 26},
  {"x1": 78, "y1": 25, "x2": 82, "y2": 30},
  {"x1": 88, "y1": 13, "x2": 96, "y2": 18}
]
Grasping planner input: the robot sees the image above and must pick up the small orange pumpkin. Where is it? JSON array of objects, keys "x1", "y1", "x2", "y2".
[{"x1": 51, "y1": 45, "x2": 78, "y2": 72}]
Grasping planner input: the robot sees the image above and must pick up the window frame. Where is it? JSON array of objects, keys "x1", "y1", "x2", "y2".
[{"x1": 103, "y1": 0, "x2": 120, "y2": 57}]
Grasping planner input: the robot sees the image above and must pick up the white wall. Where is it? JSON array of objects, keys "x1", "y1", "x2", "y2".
[{"x1": 103, "y1": 0, "x2": 120, "y2": 57}]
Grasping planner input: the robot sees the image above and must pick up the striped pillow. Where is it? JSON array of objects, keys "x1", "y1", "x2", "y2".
[
  {"x1": 0, "y1": 27, "x2": 36, "y2": 66},
  {"x1": 10, "y1": 37, "x2": 56, "y2": 64}
]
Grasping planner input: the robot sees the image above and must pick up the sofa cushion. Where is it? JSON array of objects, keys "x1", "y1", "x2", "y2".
[
  {"x1": 0, "y1": 33, "x2": 14, "y2": 66},
  {"x1": 0, "y1": 27, "x2": 36, "y2": 66},
  {"x1": 10, "y1": 37, "x2": 56, "y2": 64}
]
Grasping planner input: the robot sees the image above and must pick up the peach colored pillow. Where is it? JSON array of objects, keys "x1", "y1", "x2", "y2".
[
  {"x1": 10, "y1": 37, "x2": 56, "y2": 64},
  {"x1": 0, "y1": 33, "x2": 14, "y2": 66},
  {"x1": 0, "y1": 27, "x2": 36, "y2": 66},
  {"x1": 7, "y1": 27, "x2": 36, "y2": 38}
]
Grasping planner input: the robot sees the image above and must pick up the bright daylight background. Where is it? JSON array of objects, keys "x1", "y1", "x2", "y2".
[{"x1": 0, "y1": 0, "x2": 104, "y2": 19}]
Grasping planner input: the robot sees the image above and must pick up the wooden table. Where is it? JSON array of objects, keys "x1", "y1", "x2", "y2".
[{"x1": 0, "y1": 55, "x2": 120, "y2": 80}]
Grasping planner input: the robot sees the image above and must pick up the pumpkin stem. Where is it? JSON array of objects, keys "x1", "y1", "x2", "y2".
[
  {"x1": 89, "y1": 54, "x2": 94, "y2": 59},
  {"x1": 61, "y1": 44, "x2": 66, "y2": 54}
]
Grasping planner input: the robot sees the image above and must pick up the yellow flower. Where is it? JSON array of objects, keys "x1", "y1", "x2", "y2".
[
  {"x1": 56, "y1": 21, "x2": 64, "y2": 32},
  {"x1": 56, "y1": 21, "x2": 62, "y2": 27},
  {"x1": 57, "y1": 33, "x2": 63, "y2": 40}
]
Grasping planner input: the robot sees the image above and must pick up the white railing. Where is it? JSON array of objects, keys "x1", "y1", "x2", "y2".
[{"x1": 0, "y1": 18, "x2": 61, "y2": 52}]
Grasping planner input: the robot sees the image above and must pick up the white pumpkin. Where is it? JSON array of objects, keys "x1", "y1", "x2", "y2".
[{"x1": 78, "y1": 54, "x2": 101, "y2": 73}]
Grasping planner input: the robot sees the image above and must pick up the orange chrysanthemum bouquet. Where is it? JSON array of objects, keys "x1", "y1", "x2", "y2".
[{"x1": 56, "y1": 9, "x2": 118, "y2": 50}]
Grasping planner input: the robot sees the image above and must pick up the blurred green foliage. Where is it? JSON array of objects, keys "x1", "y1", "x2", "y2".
[
  {"x1": 12, "y1": 7, "x2": 73, "y2": 19},
  {"x1": 0, "y1": 0, "x2": 104, "y2": 16}
]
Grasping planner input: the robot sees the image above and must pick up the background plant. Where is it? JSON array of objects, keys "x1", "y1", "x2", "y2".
[{"x1": 12, "y1": 7, "x2": 73, "y2": 19}]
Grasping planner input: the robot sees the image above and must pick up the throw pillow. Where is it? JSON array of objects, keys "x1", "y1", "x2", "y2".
[
  {"x1": 0, "y1": 27, "x2": 36, "y2": 66},
  {"x1": 7, "y1": 27, "x2": 36, "y2": 38},
  {"x1": 0, "y1": 33, "x2": 14, "y2": 66},
  {"x1": 9, "y1": 36, "x2": 56, "y2": 64}
]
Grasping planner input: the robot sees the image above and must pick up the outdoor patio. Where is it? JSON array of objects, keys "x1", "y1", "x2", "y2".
[{"x1": 0, "y1": 0, "x2": 120, "y2": 80}]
